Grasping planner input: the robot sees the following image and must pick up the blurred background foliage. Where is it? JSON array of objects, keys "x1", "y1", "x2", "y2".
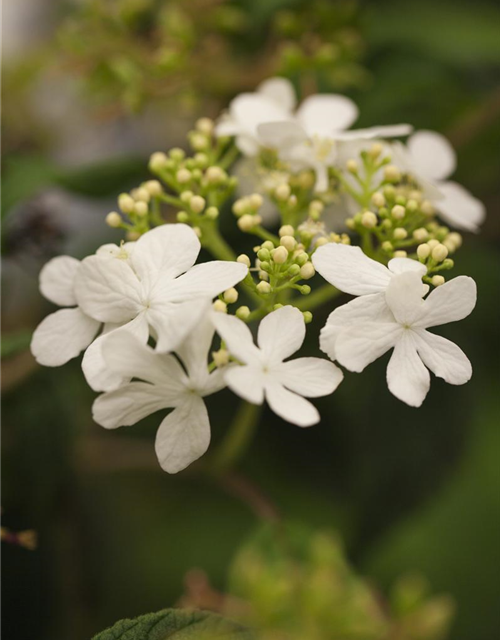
[{"x1": 1, "y1": 0, "x2": 499, "y2": 639}]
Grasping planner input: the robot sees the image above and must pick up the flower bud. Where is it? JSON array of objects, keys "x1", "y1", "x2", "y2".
[
  {"x1": 299, "y1": 284, "x2": 311, "y2": 295},
  {"x1": 345, "y1": 218, "x2": 355, "y2": 229},
  {"x1": 194, "y1": 153, "x2": 208, "y2": 168},
  {"x1": 300, "y1": 262, "x2": 315, "y2": 279},
  {"x1": 238, "y1": 214, "x2": 257, "y2": 232},
  {"x1": 288, "y1": 264, "x2": 300, "y2": 276},
  {"x1": 393, "y1": 250, "x2": 407, "y2": 258},
  {"x1": 383, "y1": 185, "x2": 396, "y2": 199},
  {"x1": 384, "y1": 165, "x2": 401, "y2": 182},
  {"x1": 256, "y1": 281, "x2": 272, "y2": 294},
  {"x1": 190, "y1": 132, "x2": 209, "y2": 151},
  {"x1": 393, "y1": 228, "x2": 408, "y2": 240},
  {"x1": 346, "y1": 159, "x2": 358, "y2": 173},
  {"x1": 427, "y1": 239, "x2": 439, "y2": 249},
  {"x1": 196, "y1": 117, "x2": 214, "y2": 135},
  {"x1": 193, "y1": 226, "x2": 202, "y2": 238},
  {"x1": 371, "y1": 192, "x2": 385, "y2": 208},
  {"x1": 205, "y1": 166, "x2": 226, "y2": 184},
  {"x1": 413, "y1": 228, "x2": 429, "y2": 242},
  {"x1": 135, "y1": 202, "x2": 148, "y2": 217},
  {"x1": 431, "y1": 275, "x2": 445, "y2": 286},
  {"x1": 170, "y1": 148, "x2": 185, "y2": 161},
  {"x1": 391, "y1": 205, "x2": 405, "y2": 220},
  {"x1": 303, "y1": 311, "x2": 313, "y2": 324},
  {"x1": 236, "y1": 254, "x2": 251, "y2": 267},
  {"x1": 315, "y1": 237, "x2": 328, "y2": 247},
  {"x1": 126, "y1": 230, "x2": 141, "y2": 241},
  {"x1": 275, "y1": 183, "x2": 291, "y2": 200},
  {"x1": 176, "y1": 168, "x2": 192, "y2": 184},
  {"x1": 176, "y1": 211, "x2": 189, "y2": 223},
  {"x1": 295, "y1": 251, "x2": 309, "y2": 266},
  {"x1": 421, "y1": 200, "x2": 434, "y2": 215},
  {"x1": 180, "y1": 190, "x2": 194, "y2": 203},
  {"x1": 134, "y1": 187, "x2": 151, "y2": 203},
  {"x1": 361, "y1": 211, "x2": 377, "y2": 228},
  {"x1": 257, "y1": 248, "x2": 270, "y2": 262},
  {"x1": 369, "y1": 142, "x2": 383, "y2": 159},
  {"x1": 382, "y1": 241, "x2": 393, "y2": 252},
  {"x1": 406, "y1": 198, "x2": 418, "y2": 212},
  {"x1": 149, "y1": 152, "x2": 168, "y2": 172},
  {"x1": 232, "y1": 199, "x2": 247, "y2": 216},
  {"x1": 279, "y1": 225, "x2": 295, "y2": 237},
  {"x1": 106, "y1": 212, "x2": 122, "y2": 228},
  {"x1": 144, "y1": 180, "x2": 162, "y2": 196},
  {"x1": 249, "y1": 193, "x2": 263, "y2": 209},
  {"x1": 261, "y1": 240, "x2": 274, "y2": 251},
  {"x1": 118, "y1": 193, "x2": 135, "y2": 213},
  {"x1": 431, "y1": 243, "x2": 448, "y2": 262},
  {"x1": 212, "y1": 349, "x2": 228, "y2": 367},
  {"x1": 236, "y1": 306, "x2": 250, "y2": 320},
  {"x1": 205, "y1": 206, "x2": 219, "y2": 220},
  {"x1": 223, "y1": 288, "x2": 238, "y2": 304},
  {"x1": 189, "y1": 195, "x2": 206, "y2": 214},
  {"x1": 280, "y1": 235, "x2": 296, "y2": 251},
  {"x1": 417, "y1": 243, "x2": 431, "y2": 259},
  {"x1": 272, "y1": 246, "x2": 289, "y2": 264},
  {"x1": 212, "y1": 300, "x2": 227, "y2": 313},
  {"x1": 447, "y1": 232, "x2": 462, "y2": 249}
]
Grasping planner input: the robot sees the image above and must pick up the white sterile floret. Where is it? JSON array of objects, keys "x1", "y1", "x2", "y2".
[
  {"x1": 215, "y1": 77, "x2": 296, "y2": 156},
  {"x1": 92, "y1": 316, "x2": 225, "y2": 474},
  {"x1": 312, "y1": 243, "x2": 429, "y2": 361},
  {"x1": 73, "y1": 224, "x2": 247, "y2": 391},
  {"x1": 391, "y1": 130, "x2": 485, "y2": 232},
  {"x1": 333, "y1": 271, "x2": 477, "y2": 407},
  {"x1": 212, "y1": 306, "x2": 343, "y2": 427}
]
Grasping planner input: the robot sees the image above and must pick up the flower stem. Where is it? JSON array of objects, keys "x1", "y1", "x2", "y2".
[{"x1": 211, "y1": 401, "x2": 261, "y2": 472}]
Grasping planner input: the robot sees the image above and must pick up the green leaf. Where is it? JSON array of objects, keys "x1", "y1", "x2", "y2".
[
  {"x1": 1, "y1": 331, "x2": 32, "y2": 358},
  {"x1": 92, "y1": 608, "x2": 255, "y2": 640}
]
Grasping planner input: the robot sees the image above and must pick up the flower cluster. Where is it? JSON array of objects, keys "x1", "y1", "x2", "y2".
[{"x1": 31, "y1": 77, "x2": 482, "y2": 473}]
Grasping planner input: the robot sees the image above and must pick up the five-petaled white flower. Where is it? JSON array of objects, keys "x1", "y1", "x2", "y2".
[
  {"x1": 258, "y1": 106, "x2": 410, "y2": 192},
  {"x1": 312, "y1": 243, "x2": 429, "y2": 361},
  {"x1": 332, "y1": 270, "x2": 476, "y2": 407},
  {"x1": 93, "y1": 315, "x2": 225, "y2": 474},
  {"x1": 212, "y1": 305, "x2": 343, "y2": 426},
  {"x1": 215, "y1": 77, "x2": 296, "y2": 156},
  {"x1": 392, "y1": 130, "x2": 485, "y2": 232}
]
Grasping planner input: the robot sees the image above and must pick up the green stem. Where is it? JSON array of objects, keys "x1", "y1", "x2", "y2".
[
  {"x1": 218, "y1": 145, "x2": 240, "y2": 170},
  {"x1": 293, "y1": 284, "x2": 342, "y2": 311},
  {"x1": 211, "y1": 401, "x2": 262, "y2": 471}
]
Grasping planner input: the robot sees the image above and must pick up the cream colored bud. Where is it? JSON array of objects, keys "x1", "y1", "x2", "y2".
[
  {"x1": 205, "y1": 206, "x2": 219, "y2": 220},
  {"x1": 190, "y1": 195, "x2": 206, "y2": 214},
  {"x1": 261, "y1": 240, "x2": 274, "y2": 251},
  {"x1": 232, "y1": 199, "x2": 247, "y2": 216},
  {"x1": 275, "y1": 183, "x2": 291, "y2": 201},
  {"x1": 149, "y1": 152, "x2": 168, "y2": 172},
  {"x1": 371, "y1": 192, "x2": 385, "y2": 208},
  {"x1": 194, "y1": 153, "x2": 208, "y2": 167},
  {"x1": 280, "y1": 235, "x2": 296, "y2": 251},
  {"x1": 361, "y1": 211, "x2": 378, "y2": 228},
  {"x1": 212, "y1": 349, "x2": 229, "y2": 367},
  {"x1": 223, "y1": 288, "x2": 238, "y2": 304},
  {"x1": 288, "y1": 194, "x2": 297, "y2": 207},
  {"x1": 315, "y1": 237, "x2": 328, "y2": 247},
  {"x1": 346, "y1": 159, "x2": 358, "y2": 173},
  {"x1": 135, "y1": 202, "x2": 148, "y2": 217},
  {"x1": 384, "y1": 165, "x2": 401, "y2": 182},
  {"x1": 369, "y1": 142, "x2": 383, "y2": 159},
  {"x1": 345, "y1": 218, "x2": 355, "y2": 230},
  {"x1": 249, "y1": 193, "x2": 263, "y2": 209},
  {"x1": 413, "y1": 228, "x2": 429, "y2": 242},
  {"x1": 144, "y1": 180, "x2": 162, "y2": 196},
  {"x1": 190, "y1": 132, "x2": 209, "y2": 151},
  {"x1": 193, "y1": 226, "x2": 202, "y2": 238},
  {"x1": 134, "y1": 187, "x2": 151, "y2": 203},
  {"x1": 417, "y1": 243, "x2": 431, "y2": 259},
  {"x1": 448, "y1": 232, "x2": 462, "y2": 248},
  {"x1": 236, "y1": 254, "x2": 251, "y2": 267},
  {"x1": 272, "y1": 246, "x2": 289, "y2": 264},
  {"x1": 118, "y1": 193, "x2": 135, "y2": 213},
  {"x1": 431, "y1": 275, "x2": 445, "y2": 287},
  {"x1": 279, "y1": 225, "x2": 295, "y2": 237},
  {"x1": 205, "y1": 166, "x2": 225, "y2": 184},
  {"x1": 170, "y1": 148, "x2": 185, "y2": 161},
  {"x1": 237, "y1": 214, "x2": 257, "y2": 232},
  {"x1": 393, "y1": 228, "x2": 408, "y2": 240},
  {"x1": 126, "y1": 230, "x2": 141, "y2": 241},
  {"x1": 196, "y1": 117, "x2": 214, "y2": 135},
  {"x1": 310, "y1": 200, "x2": 324, "y2": 214},
  {"x1": 236, "y1": 306, "x2": 250, "y2": 320},
  {"x1": 382, "y1": 241, "x2": 393, "y2": 252},
  {"x1": 431, "y1": 243, "x2": 448, "y2": 262},
  {"x1": 393, "y1": 250, "x2": 407, "y2": 258},
  {"x1": 256, "y1": 281, "x2": 272, "y2": 294},
  {"x1": 421, "y1": 200, "x2": 434, "y2": 215},
  {"x1": 176, "y1": 168, "x2": 192, "y2": 184},
  {"x1": 176, "y1": 211, "x2": 189, "y2": 223},
  {"x1": 106, "y1": 212, "x2": 122, "y2": 228},
  {"x1": 391, "y1": 205, "x2": 406, "y2": 220},
  {"x1": 212, "y1": 300, "x2": 227, "y2": 313},
  {"x1": 406, "y1": 198, "x2": 418, "y2": 212},
  {"x1": 427, "y1": 239, "x2": 440, "y2": 249},
  {"x1": 180, "y1": 190, "x2": 194, "y2": 203},
  {"x1": 300, "y1": 262, "x2": 315, "y2": 279}
]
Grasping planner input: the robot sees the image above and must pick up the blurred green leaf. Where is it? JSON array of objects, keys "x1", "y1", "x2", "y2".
[
  {"x1": 1, "y1": 331, "x2": 32, "y2": 358},
  {"x1": 92, "y1": 608, "x2": 254, "y2": 640}
]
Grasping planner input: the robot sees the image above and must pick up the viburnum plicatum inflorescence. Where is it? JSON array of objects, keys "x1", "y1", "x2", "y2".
[{"x1": 31, "y1": 77, "x2": 483, "y2": 473}]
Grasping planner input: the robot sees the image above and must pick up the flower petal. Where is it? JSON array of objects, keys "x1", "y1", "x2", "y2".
[
  {"x1": 273, "y1": 357, "x2": 343, "y2": 397},
  {"x1": 92, "y1": 382, "x2": 176, "y2": 430},
  {"x1": 388, "y1": 257, "x2": 427, "y2": 277},
  {"x1": 257, "y1": 121, "x2": 308, "y2": 150},
  {"x1": 436, "y1": 181, "x2": 486, "y2": 232},
  {"x1": 258, "y1": 77, "x2": 296, "y2": 112},
  {"x1": 39, "y1": 256, "x2": 80, "y2": 306},
  {"x1": 231, "y1": 94, "x2": 292, "y2": 137},
  {"x1": 223, "y1": 365, "x2": 265, "y2": 404},
  {"x1": 335, "y1": 321, "x2": 402, "y2": 372},
  {"x1": 312, "y1": 244, "x2": 391, "y2": 295},
  {"x1": 74, "y1": 254, "x2": 143, "y2": 323},
  {"x1": 165, "y1": 261, "x2": 248, "y2": 302},
  {"x1": 415, "y1": 276, "x2": 477, "y2": 328},
  {"x1": 147, "y1": 298, "x2": 207, "y2": 353},
  {"x1": 408, "y1": 130, "x2": 456, "y2": 182},
  {"x1": 155, "y1": 396, "x2": 211, "y2": 473},
  {"x1": 385, "y1": 271, "x2": 426, "y2": 325},
  {"x1": 413, "y1": 329, "x2": 472, "y2": 385},
  {"x1": 31, "y1": 308, "x2": 100, "y2": 367},
  {"x1": 212, "y1": 312, "x2": 261, "y2": 366},
  {"x1": 176, "y1": 311, "x2": 215, "y2": 387},
  {"x1": 82, "y1": 313, "x2": 150, "y2": 392},
  {"x1": 335, "y1": 124, "x2": 412, "y2": 141},
  {"x1": 264, "y1": 379, "x2": 320, "y2": 427},
  {"x1": 320, "y1": 292, "x2": 393, "y2": 361},
  {"x1": 296, "y1": 94, "x2": 358, "y2": 136},
  {"x1": 257, "y1": 305, "x2": 305, "y2": 365},
  {"x1": 386, "y1": 331, "x2": 430, "y2": 407}
]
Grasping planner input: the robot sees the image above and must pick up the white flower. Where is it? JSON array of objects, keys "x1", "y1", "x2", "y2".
[
  {"x1": 215, "y1": 77, "x2": 296, "y2": 156},
  {"x1": 212, "y1": 305, "x2": 343, "y2": 427},
  {"x1": 31, "y1": 255, "x2": 101, "y2": 367},
  {"x1": 258, "y1": 100, "x2": 410, "y2": 192},
  {"x1": 332, "y1": 270, "x2": 476, "y2": 407},
  {"x1": 392, "y1": 130, "x2": 485, "y2": 232},
  {"x1": 312, "y1": 243, "x2": 428, "y2": 361},
  {"x1": 92, "y1": 315, "x2": 225, "y2": 473}
]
